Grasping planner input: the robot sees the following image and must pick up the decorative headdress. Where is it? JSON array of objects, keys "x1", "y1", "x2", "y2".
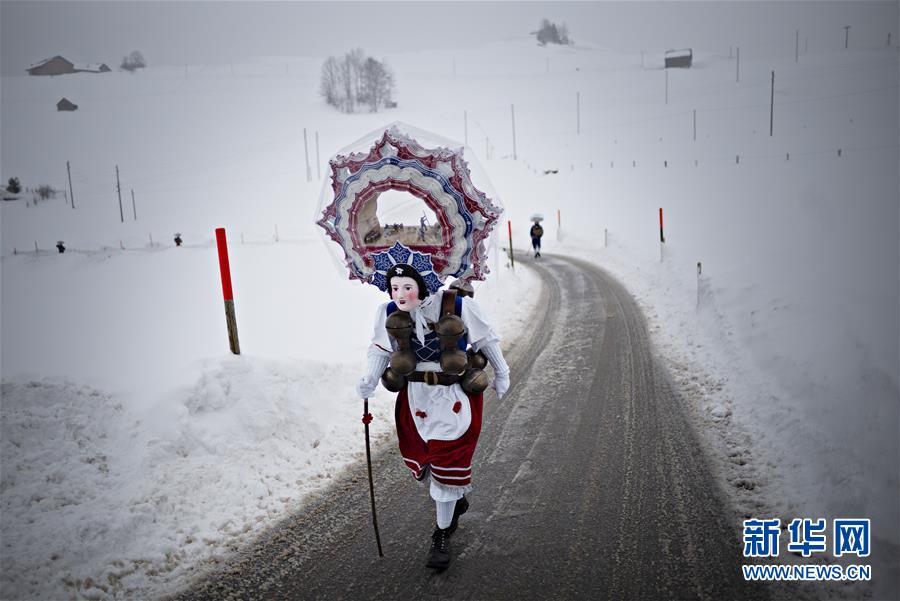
[{"x1": 316, "y1": 122, "x2": 502, "y2": 293}]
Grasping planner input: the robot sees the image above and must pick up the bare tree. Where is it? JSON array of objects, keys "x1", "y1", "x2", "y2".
[
  {"x1": 320, "y1": 56, "x2": 341, "y2": 108},
  {"x1": 320, "y1": 48, "x2": 396, "y2": 113},
  {"x1": 347, "y1": 47, "x2": 365, "y2": 103},
  {"x1": 534, "y1": 19, "x2": 572, "y2": 46},
  {"x1": 340, "y1": 54, "x2": 355, "y2": 113},
  {"x1": 360, "y1": 57, "x2": 395, "y2": 112},
  {"x1": 35, "y1": 184, "x2": 57, "y2": 200}
]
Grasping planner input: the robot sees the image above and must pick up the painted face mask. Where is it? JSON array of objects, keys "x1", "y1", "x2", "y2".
[{"x1": 391, "y1": 276, "x2": 421, "y2": 312}]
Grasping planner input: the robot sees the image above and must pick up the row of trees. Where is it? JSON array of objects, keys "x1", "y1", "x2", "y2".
[
  {"x1": 5, "y1": 178, "x2": 56, "y2": 200},
  {"x1": 320, "y1": 48, "x2": 395, "y2": 113}
]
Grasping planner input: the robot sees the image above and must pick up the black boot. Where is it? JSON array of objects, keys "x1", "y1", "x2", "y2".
[
  {"x1": 426, "y1": 526, "x2": 452, "y2": 569},
  {"x1": 447, "y1": 495, "x2": 469, "y2": 534}
]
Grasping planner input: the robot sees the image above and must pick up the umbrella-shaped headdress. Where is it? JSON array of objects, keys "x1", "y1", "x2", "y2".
[{"x1": 316, "y1": 122, "x2": 502, "y2": 294}]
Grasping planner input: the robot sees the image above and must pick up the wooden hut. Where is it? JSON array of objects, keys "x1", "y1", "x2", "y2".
[
  {"x1": 57, "y1": 98, "x2": 78, "y2": 111},
  {"x1": 664, "y1": 49, "x2": 693, "y2": 68}
]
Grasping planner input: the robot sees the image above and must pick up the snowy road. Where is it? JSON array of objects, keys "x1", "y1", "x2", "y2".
[{"x1": 174, "y1": 254, "x2": 768, "y2": 601}]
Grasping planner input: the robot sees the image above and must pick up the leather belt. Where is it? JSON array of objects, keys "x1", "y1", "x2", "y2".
[{"x1": 407, "y1": 371, "x2": 461, "y2": 386}]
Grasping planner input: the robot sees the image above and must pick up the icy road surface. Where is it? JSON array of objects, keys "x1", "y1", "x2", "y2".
[{"x1": 174, "y1": 254, "x2": 768, "y2": 601}]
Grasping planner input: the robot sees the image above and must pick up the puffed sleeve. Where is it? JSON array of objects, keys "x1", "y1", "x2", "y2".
[
  {"x1": 461, "y1": 297, "x2": 501, "y2": 351},
  {"x1": 369, "y1": 302, "x2": 393, "y2": 356}
]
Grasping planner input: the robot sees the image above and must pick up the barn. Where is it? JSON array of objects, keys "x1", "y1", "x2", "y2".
[{"x1": 27, "y1": 55, "x2": 76, "y2": 76}]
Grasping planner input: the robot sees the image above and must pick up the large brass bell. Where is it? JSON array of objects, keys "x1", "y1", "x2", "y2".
[
  {"x1": 381, "y1": 367, "x2": 406, "y2": 392},
  {"x1": 390, "y1": 350, "x2": 417, "y2": 376},
  {"x1": 386, "y1": 311, "x2": 414, "y2": 341},
  {"x1": 449, "y1": 280, "x2": 475, "y2": 298},
  {"x1": 386, "y1": 311, "x2": 417, "y2": 376},
  {"x1": 433, "y1": 314, "x2": 465, "y2": 344},
  {"x1": 434, "y1": 314, "x2": 467, "y2": 374},
  {"x1": 467, "y1": 349, "x2": 488, "y2": 370},
  {"x1": 460, "y1": 368, "x2": 489, "y2": 393},
  {"x1": 440, "y1": 349, "x2": 468, "y2": 374}
]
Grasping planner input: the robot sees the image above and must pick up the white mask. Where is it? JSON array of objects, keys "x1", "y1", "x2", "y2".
[{"x1": 390, "y1": 276, "x2": 421, "y2": 312}]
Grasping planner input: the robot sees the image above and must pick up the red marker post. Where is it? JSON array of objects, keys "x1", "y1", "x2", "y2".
[
  {"x1": 507, "y1": 220, "x2": 515, "y2": 268},
  {"x1": 215, "y1": 228, "x2": 241, "y2": 354},
  {"x1": 659, "y1": 208, "x2": 666, "y2": 262},
  {"x1": 659, "y1": 207, "x2": 665, "y2": 243}
]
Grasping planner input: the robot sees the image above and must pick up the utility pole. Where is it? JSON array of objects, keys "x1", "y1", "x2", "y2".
[
  {"x1": 464, "y1": 110, "x2": 468, "y2": 147},
  {"x1": 131, "y1": 189, "x2": 137, "y2": 220},
  {"x1": 66, "y1": 160, "x2": 75, "y2": 209},
  {"x1": 736, "y1": 46, "x2": 741, "y2": 82},
  {"x1": 315, "y1": 131, "x2": 321, "y2": 180},
  {"x1": 796, "y1": 30, "x2": 800, "y2": 62},
  {"x1": 844, "y1": 25, "x2": 851, "y2": 49},
  {"x1": 576, "y1": 92, "x2": 580, "y2": 134},
  {"x1": 116, "y1": 165, "x2": 123, "y2": 223},
  {"x1": 511, "y1": 104, "x2": 517, "y2": 161},
  {"x1": 303, "y1": 128, "x2": 311, "y2": 183},
  {"x1": 770, "y1": 71, "x2": 775, "y2": 137},
  {"x1": 665, "y1": 70, "x2": 669, "y2": 104}
]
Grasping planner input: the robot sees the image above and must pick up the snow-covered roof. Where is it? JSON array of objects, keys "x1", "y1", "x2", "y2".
[
  {"x1": 28, "y1": 55, "x2": 73, "y2": 69},
  {"x1": 73, "y1": 63, "x2": 109, "y2": 72}
]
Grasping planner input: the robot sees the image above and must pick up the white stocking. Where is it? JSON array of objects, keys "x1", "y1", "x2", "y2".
[{"x1": 436, "y1": 499, "x2": 456, "y2": 529}]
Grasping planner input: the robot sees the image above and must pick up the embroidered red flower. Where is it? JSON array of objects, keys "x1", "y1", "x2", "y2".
[
  {"x1": 415, "y1": 410, "x2": 428, "y2": 419},
  {"x1": 452, "y1": 401, "x2": 462, "y2": 414}
]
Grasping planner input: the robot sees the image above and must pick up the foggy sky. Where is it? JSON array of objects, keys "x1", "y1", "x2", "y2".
[{"x1": 1, "y1": 1, "x2": 896, "y2": 76}]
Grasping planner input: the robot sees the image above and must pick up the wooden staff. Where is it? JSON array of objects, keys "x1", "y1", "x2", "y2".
[{"x1": 362, "y1": 399, "x2": 384, "y2": 557}]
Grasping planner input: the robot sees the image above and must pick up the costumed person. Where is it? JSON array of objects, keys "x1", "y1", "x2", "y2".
[
  {"x1": 530, "y1": 220, "x2": 544, "y2": 258},
  {"x1": 315, "y1": 124, "x2": 505, "y2": 569},
  {"x1": 356, "y1": 261, "x2": 510, "y2": 570}
]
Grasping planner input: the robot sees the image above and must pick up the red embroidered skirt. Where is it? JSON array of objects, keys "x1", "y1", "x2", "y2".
[{"x1": 394, "y1": 387, "x2": 484, "y2": 487}]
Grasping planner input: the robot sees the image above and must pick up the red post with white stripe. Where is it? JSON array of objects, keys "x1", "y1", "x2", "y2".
[{"x1": 215, "y1": 227, "x2": 241, "y2": 355}]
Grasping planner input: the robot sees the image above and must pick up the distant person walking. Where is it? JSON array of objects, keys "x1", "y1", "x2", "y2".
[{"x1": 530, "y1": 221, "x2": 544, "y2": 258}]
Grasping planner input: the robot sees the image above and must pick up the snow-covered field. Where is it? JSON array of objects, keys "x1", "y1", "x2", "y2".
[{"x1": 2, "y1": 7, "x2": 898, "y2": 600}]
